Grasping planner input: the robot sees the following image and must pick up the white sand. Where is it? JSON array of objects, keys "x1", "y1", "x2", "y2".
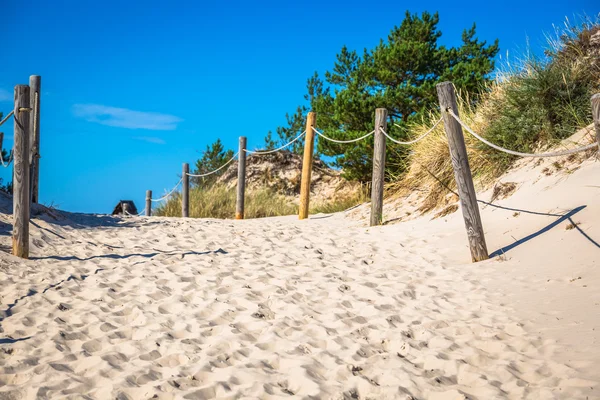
[{"x1": 0, "y1": 151, "x2": 598, "y2": 399}]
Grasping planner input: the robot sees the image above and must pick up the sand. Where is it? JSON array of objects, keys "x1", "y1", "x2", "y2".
[{"x1": 0, "y1": 150, "x2": 598, "y2": 398}]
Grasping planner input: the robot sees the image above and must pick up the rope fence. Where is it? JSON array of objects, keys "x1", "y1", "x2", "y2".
[
  {"x1": 0, "y1": 111, "x2": 15, "y2": 168},
  {"x1": 124, "y1": 208, "x2": 145, "y2": 217},
  {"x1": 0, "y1": 75, "x2": 594, "y2": 265},
  {"x1": 381, "y1": 117, "x2": 444, "y2": 145},
  {"x1": 185, "y1": 151, "x2": 240, "y2": 177},
  {"x1": 447, "y1": 109, "x2": 599, "y2": 158},
  {"x1": 0, "y1": 96, "x2": 40, "y2": 173},
  {"x1": 0, "y1": 73, "x2": 594, "y2": 264},
  {"x1": 0, "y1": 149, "x2": 13, "y2": 168},
  {"x1": 121, "y1": 82, "x2": 599, "y2": 264},
  {"x1": 150, "y1": 177, "x2": 183, "y2": 202},
  {"x1": 312, "y1": 127, "x2": 375, "y2": 144},
  {"x1": 0, "y1": 110, "x2": 14, "y2": 128},
  {"x1": 244, "y1": 131, "x2": 306, "y2": 154}
]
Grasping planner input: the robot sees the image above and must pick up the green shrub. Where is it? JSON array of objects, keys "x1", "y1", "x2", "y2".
[{"x1": 482, "y1": 56, "x2": 597, "y2": 168}]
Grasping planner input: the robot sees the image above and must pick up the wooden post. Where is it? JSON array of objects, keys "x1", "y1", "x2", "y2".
[
  {"x1": 145, "y1": 190, "x2": 152, "y2": 216},
  {"x1": 13, "y1": 85, "x2": 31, "y2": 259},
  {"x1": 182, "y1": 163, "x2": 189, "y2": 218},
  {"x1": 122, "y1": 202, "x2": 129, "y2": 216},
  {"x1": 370, "y1": 108, "x2": 387, "y2": 226},
  {"x1": 29, "y1": 75, "x2": 41, "y2": 204},
  {"x1": 236, "y1": 136, "x2": 247, "y2": 219},
  {"x1": 299, "y1": 112, "x2": 316, "y2": 220},
  {"x1": 436, "y1": 82, "x2": 488, "y2": 262},
  {"x1": 592, "y1": 94, "x2": 600, "y2": 150}
]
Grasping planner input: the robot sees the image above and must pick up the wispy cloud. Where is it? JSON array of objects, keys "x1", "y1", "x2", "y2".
[
  {"x1": 133, "y1": 136, "x2": 166, "y2": 145},
  {"x1": 72, "y1": 104, "x2": 182, "y2": 130},
  {"x1": 0, "y1": 89, "x2": 11, "y2": 102}
]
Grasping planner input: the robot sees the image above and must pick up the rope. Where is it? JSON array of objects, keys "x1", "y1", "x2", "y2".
[
  {"x1": 312, "y1": 127, "x2": 374, "y2": 144},
  {"x1": 0, "y1": 151, "x2": 13, "y2": 168},
  {"x1": 447, "y1": 109, "x2": 599, "y2": 157},
  {"x1": 186, "y1": 151, "x2": 239, "y2": 177},
  {"x1": 244, "y1": 131, "x2": 306, "y2": 154},
  {"x1": 13, "y1": 111, "x2": 26, "y2": 133},
  {"x1": 380, "y1": 117, "x2": 444, "y2": 145},
  {"x1": 32, "y1": 92, "x2": 40, "y2": 159},
  {"x1": 124, "y1": 209, "x2": 145, "y2": 217},
  {"x1": 151, "y1": 178, "x2": 183, "y2": 202},
  {"x1": 0, "y1": 111, "x2": 14, "y2": 127},
  {"x1": 413, "y1": 157, "x2": 568, "y2": 218},
  {"x1": 1, "y1": 111, "x2": 15, "y2": 167}
]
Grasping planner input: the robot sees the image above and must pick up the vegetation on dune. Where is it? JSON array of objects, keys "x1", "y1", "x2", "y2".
[
  {"x1": 310, "y1": 184, "x2": 370, "y2": 214},
  {"x1": 266, "y1": 11, "x2": 499, "y2": 181},
  {"x1": 154, "y1": 185, "x2": 297, "y2": 219},
  {"x1": 158, "y1": 15, "x2": 599, "y2": 220},
  {"x1": 394, "y1": 17, "x2": 600, "y2": 212},
  {"x1": 154, "y1": 183, "x2": 368, "y2": 219},
  {"x1": 391, "y1": 96, "x2": 498, "y2": 213},
  {"x1": 190, "y1": 138, "x2": 234, "y2": 186}
]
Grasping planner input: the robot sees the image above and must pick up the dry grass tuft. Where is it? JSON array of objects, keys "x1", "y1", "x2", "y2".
[
  {"x1": 155, "y1": 183, "x2": 368, "y2": 219},
  {"x1": 155, "y1": 185, "x2": 297, "y2": 219},
  {"x1": 386, "y1": 20, "x2": 599, "y2": 215},
  {"x1": 388, "y1": 90, "x2": 503, "y2": 213},
  {"x1": 433, "y1": 204, "x2": 459, "y2": 219},
  {"x1": 565, "y1": 222, "x2": 581, "y2": 231},
  {"x1": 491, "y1": 182, "x2": 518, "y2": 202},
  {"x1": 311, "y1": 183, "x2": 370, "y2": 214}
]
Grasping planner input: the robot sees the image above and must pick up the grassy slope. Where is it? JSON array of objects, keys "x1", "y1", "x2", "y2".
[{"x1": 159, "y1": 21, "x2": 599, "y2": 220}]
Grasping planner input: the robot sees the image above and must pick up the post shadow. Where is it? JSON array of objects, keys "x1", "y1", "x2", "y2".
[{"x1": 489, "y1": 205, "x2": 597, "y2": 257}]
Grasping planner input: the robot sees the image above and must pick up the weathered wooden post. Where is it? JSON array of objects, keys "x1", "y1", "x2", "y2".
[
  {"x1": 436, "y1": 82, "x2": 488, "y2": 262},
  {"x1": 122, "y1": 202, "x2": 130, "y2": 216},
  {"x1": 182, "y1": 163, "x2": 189, "y2": 217},
  {"x1": 13, "y1": 85, "x2": 31, "y2": 258},
  {"x1": 299, "y1": 112, "x2": 316, "y2": 220},
  {"x1": 236, "y1": 136, "x2": 247, "y2": 219},
  {"x1": 29, "y1": 75, "x2": 41, "y2": 204},
  {"x1": 145, "y1": 190, "x2": 152, "y2": 216},
  {"x1": 592, "y1": 94, "x2": 600, "y2": 150},
  {"x1": 370, "y1": 108, "x2": 387, "y2": 226}
]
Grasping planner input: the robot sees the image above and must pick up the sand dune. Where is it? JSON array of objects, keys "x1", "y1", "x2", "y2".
[{"x1": 0, "y1": 153, "x2": 598, "y2": 398}]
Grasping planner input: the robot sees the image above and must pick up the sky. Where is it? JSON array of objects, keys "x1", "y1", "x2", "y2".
[{"x1": 0, "y1": 0, "x2": 596, "y2": 213}]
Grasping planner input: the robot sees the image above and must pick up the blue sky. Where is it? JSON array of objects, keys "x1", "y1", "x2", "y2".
[{"x1": 0, "y1": 0, "x2": 595, "y2": 213}]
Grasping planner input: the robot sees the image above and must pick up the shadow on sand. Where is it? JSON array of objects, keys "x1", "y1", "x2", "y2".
[
  {"x1": 488, "y1": 205, "x2": 599, "y2": 257},
  {"x1": 31, "y1": 247, "x2": 228, "y2": 262},
  {"x1": 0, "y1": 220, "x2": 10, "y2": 237},
  {"x1": 0, "y1": 337, "x2": 31, "y2": 344},
  {"x1": 382, "y1": 198, "x2": 598, "y2": 257},
  {"x1": 0, "y1": 248, "x2": 228, "y2": 325}
]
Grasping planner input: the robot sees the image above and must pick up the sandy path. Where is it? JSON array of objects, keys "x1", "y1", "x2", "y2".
[{"x1": 0, "y1": 206, "x2": 594, "y2": 399}]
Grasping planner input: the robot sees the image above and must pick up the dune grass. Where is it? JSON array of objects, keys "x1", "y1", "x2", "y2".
[
  {"x1": 158, "y1": 20, "x2": 598, "y2": 219},
  {"x1": 154, "y1": 185, "x2": 297, "y2": 219},
  {"x1": 154, "y1": 183, "x2": 368, "y2": 219},
  {"x1": 310, "y1": 184, "x2": 370, "y2": 214},
  {"x1": 388, "y1": 19, "x2": 600, "y2": 213}
]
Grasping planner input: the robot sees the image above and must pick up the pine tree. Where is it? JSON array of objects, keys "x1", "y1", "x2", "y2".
[
  {"x1": 191, "y1": 139, "x2": 234, "y2": 186},
  {"x1": 269, "y1": 11, "x2": 499, "y2": 181}
]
